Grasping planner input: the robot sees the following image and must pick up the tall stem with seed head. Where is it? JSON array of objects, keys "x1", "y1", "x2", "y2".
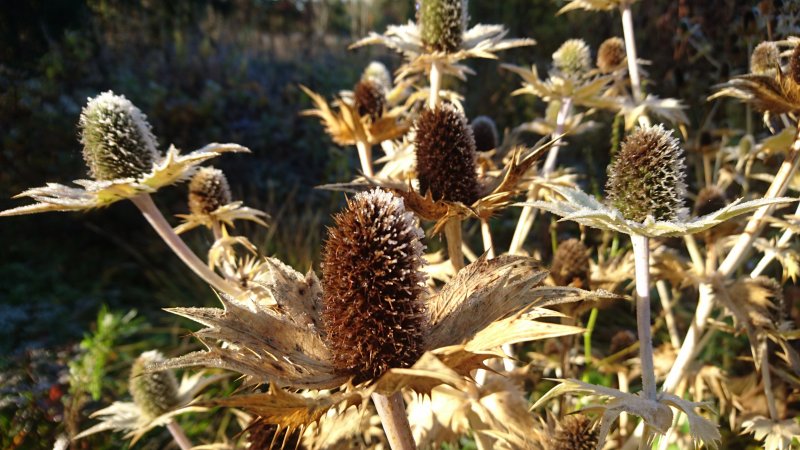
[
  {"x1": 444, "y1": 217, "x2": 465, "y2": 271},
  {"x1": 429, "y1": 62, "x2": 442, "y2": 109},
  {"x1": 371, "y1": 392, "x2": 416, "y2": 450},
  {"x1": 356, "y1": 140, "x2": 374, "y2": 177},
  {"x1": 631, "y1": 234, "x2": 657, "y2": 400}
]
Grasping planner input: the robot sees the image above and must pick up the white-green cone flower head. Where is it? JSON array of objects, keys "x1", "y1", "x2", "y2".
[
  {"x1": 606, "y1": 124, "x2": 687, "y2": 223},
  {"x1": 553, "y1": 39, "x2": 591, "y2": 78},
  {"x1": 80, "y1": 91, "x2": 159, "y2": 181},
  {"x1": 417, "y1": 0, "x2": 467, "y2": 53},
  {"x1": 750, "y1": 41, "x2": 780, "y2": 75},
  {"x1": 188, "y1": 167, "x2": 232, "y2": 215},
  {"x1": 129, "y1": 350, "x2": 179, "y2": 419},
  {"x1": 362, "y1": 61, "x2": 392, "y2": 92}
]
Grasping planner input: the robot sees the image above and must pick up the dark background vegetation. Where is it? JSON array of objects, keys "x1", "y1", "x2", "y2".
[{"x1": 0, "y1": 0, "x2": 774, "y2": 448}]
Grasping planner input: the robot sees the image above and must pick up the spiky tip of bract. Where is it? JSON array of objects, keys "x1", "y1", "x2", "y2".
[
  {"x1": 362, "y1": 61, "x2": 392, "y2": 91},
  {"x1": 606, "y1": 124, "x2": 687, "y2": 223},
  {"x1": 470, "y1": 115, "x2": 499, "y2": 152},
  {"x1": 597, "y1": 37, "x2": 626, "y2": 73},
  {"x1": 750, "y1": 41, "x2": 780, "y2": 75},
  {"x1": 694, "y1": 185, "x2": 728, "y2": 217},
  {"x1": 417, "y1": 0, "x2": 466, "y2": 53},
  {"x1": 354, "y1": 79, "x2": 386, "y2": 121},
  {"x1": 80, "y1": 91, "x2": 159, "y2": 181},
  {"x1": 321, "y1": 188, "x2": 427, "y2": 383},
  {"x1": 246, "y1": 418, "x2": 304, "y2": 450},
  {"x1": 551, "y1": 238, "x2": 590, "y2": 289},
  {"x1": 414, "y1": 104, "x2": 480, "y2": 204},
  {"x1": 551, "y1": 415, "x2": 599, "y2": 450},
  {"x1": 791, "y1": 44, "x2": 800, "y2": 84},
  {"x1": 129, "y1": 351, "x2": 179, "y2": 419},
  {"x1": 553, "y1": 39, "x2": 591, "y2": 78},
  {"x1": 188, "y1": 167, "x2": 232, "y2": 215}
]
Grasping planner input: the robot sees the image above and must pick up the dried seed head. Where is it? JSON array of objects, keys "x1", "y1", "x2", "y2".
[
  {"x1": 791, "y1": 44, "x2": 800, "y2": 84},
  {"x1": 470, "y1": 115, "x2": 499, "y2": 152},
  {"x1": 417, "y1": 0, "x2": 466, "y2": 53},
  {"x1": 414, "y1": 104, "x2": 480, "y2": 204},
  {"x1": 606, "y1": 124, "x2": 687, "y2": 223},
  {"x1": 750, "y1": 42, "x2": 780, "y2": 75},
  {"x1": 551, "y1": 239, "x2": 590, "y2": 289},
  {"x1": 609, "y1": 329, "x2": 636, "y2": 354},
  {"x1": 553, "y1": 39, "x2": 591, "y2": 78},
  {"x1": 246, "y1": 418, "x2": 304, "y2": 450},
  {"x1": 362, "y1": 61, "x2": 392, "y2": 91},
  {"x1": 80, "y1": 91, "x2": 159, "y2": 181},
  {"x1": 597, "y1": 37, "x2": 626, "y2": 73},
  {"x1": 129, "y1": 351, "x2": 179, "y2": 419},
  {"x1": 321, "y1": 189, "x2": 427, "y2": 383},
  {"x1": 694, "y1": 185, "x2": 728, "y2": 217},
  {"x1": 188, "y1": 167, "x2": 232, "y2": 215},
  {"x1": 551, "y1": 415, "x2": 599, "y2": 450},
  {"x1": 354, "y1": 79, "x2": 386, "y2": 121}
]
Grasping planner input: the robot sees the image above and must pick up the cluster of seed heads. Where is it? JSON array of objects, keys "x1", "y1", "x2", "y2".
[
  {"x1": 470, "y1": 115, "x2": 499, "y2": 152},
  {"x1": 550, "y1": 238, "x2": 591, "y2": 289},
  {"x1": 552, "y1": 39, "x2": 591, "y2": 78},
  {"x1": 188, "y1": 167, "x2": 232, "y2": 216},
  {"x1": 597, "y1": 37, "x2": 626, "y2": 73},
  {"x1": 80, "y1": 91, "x2": 160, "y2": 181},
  {"x1": 321, "y1": 189, "x2": 427, "y2": 383},
  {"x1": 606, "y1": 124, "x2": 687, "y2": 223},
  {"x1": 417, "y1": 0, "x2": 466, "y2": 53},
  {"x1": 129, "y1": 351, "x2": 179, "y2": 419}
]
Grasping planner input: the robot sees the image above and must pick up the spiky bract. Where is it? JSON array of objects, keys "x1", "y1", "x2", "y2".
[
  {"x1": 414, "y1": 104, "x2": 480, "y2": 204},
  {"x1": 417, "y1": 0, "x2": 466, "y2": 53},
  {"x1": 129, "y1": 351, "x2": 179, "y2": 419},
  {"x1": 551, "y1": 238, "x2": 590, "y2": 289},
  {"x1": 246, "y1": 418, "x2": 304, "y2": 450},
  {"x1": 551, "y1": 415, "x2": 599, "y2": 450},
  {"x1": 553, "y1": 39, "x2": 591, "y2": 78},
  {"x1": 751, "y1": 42, "x2": 780, "y2": 75},
  {"x1": 470, "y1": 115, "x2": 499, "y2": 152},
  {"x1": 188, "y1": 167, "x2": 232, "y2": 215},
  {"x1": 694, "y1": 185, "x2": 727, "y2": 217},
  {"x1": 597, "y1": 37, "x2": 626, "y2": 73},
  {"x1": 354, "y1": 79, "x2": 386, "y2": 121},
  {"x1": 321, "y1": 189, "x2": 427, "y2": 383},
  {"x1": 362, "y1": 61, "x2": 392, "y2": 91},
  {"x1": 80, "y1": 91, "x2": 159, "y2": 181},
  {"x1": 606, "y1": 124, "x2": 687, "y2": 223}
]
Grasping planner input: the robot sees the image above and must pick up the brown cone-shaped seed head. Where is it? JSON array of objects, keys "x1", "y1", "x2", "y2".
[
  {"x1": 470, "y1": 115, "x2": 499, "y2": 152},
  {"x1": 129, "y1": 351, "x2": 179, "y2": 419},
  {"x1": 80, "y1": 91, "x2": 160, "y2": 181},
  {"x1": 321, "y1": 189, "x2": 427, "y2": 383},
  {"x1": 694, "y1": 185, "x2": 728, "y2": 217},
  {"x1": 597, "y1": 37, "x2": 626, "y2": 73},
  {"x1": 551, "y1": 239, "x2": 590, "y2": 289},
  {"x1": 791, "y1": 45, "x2": 800, "y2": 84},
  {"x1": 414, "y1": 104, "x2": 480, "y2": 204},
  {"x1": 551, "y1": 415, "x2": 599, "y2": 450},
  {"x1": 606, "y1": 124, "x2": 687, "y2": 223},
  {"x1": 189, "y1": 167, "x2": 232, "y2": 215},
  {"x1": 354, "y1": 79, "x2": 386, "y2": 121},
  {"x1": 417, "y1": 0, "x2": 466, "y2": 53},
  {"x1": 751, "y1": 41, "x2": 780, "y2": 75}
]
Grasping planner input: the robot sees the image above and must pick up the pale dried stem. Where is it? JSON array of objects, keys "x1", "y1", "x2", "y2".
[
  {"x1": 371, "y1": 392, "x2": 416, "y2": 450},
  {"x1": 356, "y1": 140, "x2": 375, "y2": 177},
  {"x1": 683, "y1": 234, "x2": 704, "y2": 275},
  {"x1": 761, "y1": 344, "x2": 779, "y2": 420},
  {"x1": 656, "y1": 280, "x2": 681, "y2": 349},
  {"x1": 444, "y1": 217, "x2": 465, "y2": 272},
  {"x1": 480, "y1": 218, "x2": 495, "y2": 259},
  {"x1": 621, "y1": 4, "x2": 643, "y2": 104},
  {"x1": 632, "y1": 234, "x2": 657, "y2": 400},
  {"x1": 131, "y1": 194, "x2": 240, "y2": 296},
  {"x1": 428, "y1": 62, "x2": 441, "y2": 109},
  {"x1": 166, "y1": 420, "x2": 193, "y2": 450}
]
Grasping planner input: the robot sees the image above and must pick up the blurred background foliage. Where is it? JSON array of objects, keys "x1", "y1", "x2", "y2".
[{"x1": 0, "y1": 0, "x2": 780, "y2": 448}]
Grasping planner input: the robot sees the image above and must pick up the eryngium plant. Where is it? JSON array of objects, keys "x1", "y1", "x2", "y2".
[
  {"x1": 552, "y1": 39, "x2": 591, "y2": 78},
  {"x1": 129, "y1": 351, "x2": 180, "y2": 419},
  {"x1": 551, "y1": 415, "x2": 599, "y2": 450},
  {"x1": 417, "y1": 0, "x2": 466, "y2": 53},
  {"x1": 322, "y1": 189, "x2": 427, "y2": 382},
  {"x1": 354, "y1": 79, "x2": 387, "y2": 121},
  {"x1": 414, "y1": 104, "x2": 479, "y2": 204},
  {"x1": 188, "y1": 167, "x2": 232, "y2": 216}
]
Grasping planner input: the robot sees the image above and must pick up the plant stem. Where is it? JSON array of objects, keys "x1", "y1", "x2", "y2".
[
  {"x1": 761, "y1": 343, "x2": 780, "y2": 420},
  {"x1": 429, "y1": 61, "x2": 441, "y2": 109},
  {"x1": 166, "y1": 420, "x2": 193, "y2": 450},
  {"x1": 620, "y1": 2, "x2": 643, "y2": 104},
  {"x1": 631, "y1": 233, "x2": 657, "y2": 400},
  {"x1": 656, "y1": 280, "x2": 681, "y2": 349},
  {"x1": 751, "y1": 201, "x2": 800, "y2": 277},
  {"x1": 584, "y1": 307, "x2": 599, "y2": 365},
  {"x1": 356, "y1": 140, "x2": 375, "y2": 177},
  {"x1": 371, "y1": 392, "x2": 416, "y2": 450},
  {"x1": 480, "y1": 218, "x2": 495, "y2": 259},
  {"x1": 444, "y1": 217, "x2": 465, "y2": 272},
  {"x1": 131, "y1": 194, "x2": 239, "y2": 296}
]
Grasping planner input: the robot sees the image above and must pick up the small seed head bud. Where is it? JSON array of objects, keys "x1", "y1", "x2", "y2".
[
  {"x1": 321, "y1": 189, "x2": 427, "y2": 383},
  {"x1": 414, "y1": 104, "x2": 480, "y2": 204},
  {"x1": 551, "y1": 415, "x2": 599, "y2": 450},
  {"x1": 80, "y1": 91, "x2": 159, "y2": 181},
  {"x1": 606, "y1": 124, "x2": 687, "y2": 223},
  {"x1": 551, "y1": 239, "x2": 590, "y2": 289},
  {"x1": 188, "y1": 167, "x2": 232, "y2": 215},
  {"x1": 553, "y1": 39, "x2": 591, "y2": 78},
  {"x1": 750, "y1": 42, "x2": 780, "y2": 75},
  {"x1": 362, "y1": 61, "x2": 392, "y2": 91},
  {"x1": 129, "y1": 351, "x2": 179, "y2": 419},
  {"x1": 354, "y1": 79, "x2": 386, "y2": 121},
  {"x1": 417, "y1": 0, "x2": 466, "y2": 53},
  {"x1": 597, "y1": 37, "x2": 626, "y2": 73},
  {"x1": 694, "y1": 185, "x2": 728, "y2": 217},
  {"x1": 470, "y1": 115, "x2": 499, "y2": 152}
]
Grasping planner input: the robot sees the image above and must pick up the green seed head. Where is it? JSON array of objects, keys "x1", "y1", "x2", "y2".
[
  {"x1": 553, "y1": 39, "x2": 591, "y2": 78},
  {"x1": 597, "y1": 37, "x2": 626, "y2": 73},
  {"x1": 606, "y1": 124, "x2": 687, "y2": 223},
  {"x1": 188, "y1": 167, "x2": 232, "y2": 215},
  {"x1": 129, "y1": 351, "x2": 179, "y2": 419},
  {"x1": 470, "y1": 115, "x2": 499, "y2": 152},
  {"x1": 417, "y1": 0, "x2": 466, "y2": 53},
  {"x1": 79, "y1": 91, "x2": 159, "y2": 181},
  {"x1": 362, "y1": 61, "x2": 392, "y2": 91},
  {"x1": 750, "y1": 42, "x2": 780, "y2": 75}
]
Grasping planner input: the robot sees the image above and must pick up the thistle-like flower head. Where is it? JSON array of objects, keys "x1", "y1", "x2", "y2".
[
  {"x1": 414, "y1": 104, "x2": 480, "y2": 204},
  {"x1": 189, "y1": 167, "x2": 232, "y2": 216},
  {"x1": 607, "y1": 124, "x2": 687, "y2": 223},
  {"x1": 597, "y1": 37, "x2": 626, "y2": 73},
  {"x1": 551, "y1": 415, "x2": 599, "y2": 450},
  {"x1": 362, "y1": 61, "x2": 393, "y2": 91},
  {"x1": 322, "y1": 188, "x2": 427, "y2": 382},
  {"x1": 553, "y1": 39, "x2": 591, "y2": 78},
  {"x1": 470, "y1": 115, "x2": 499, "y2": 152},
  {"x1": 551, "y1": 238, "x2": 590, "y2": 289},
  {"x1": 354, "y1": 79, "x2": 386, "y2": 121},
  {"x1": 417, "y1": 0, "x2": 467, "y2": 53},
  {"x1": 80, "y1": 91, "x2": 160, "y2": 181},
  {"x1": 751, "y1": 41, "x2": 780, "y2": 75},
  {"x1": 129, "y1": 351, "x2": 180, "y2": 419}
]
